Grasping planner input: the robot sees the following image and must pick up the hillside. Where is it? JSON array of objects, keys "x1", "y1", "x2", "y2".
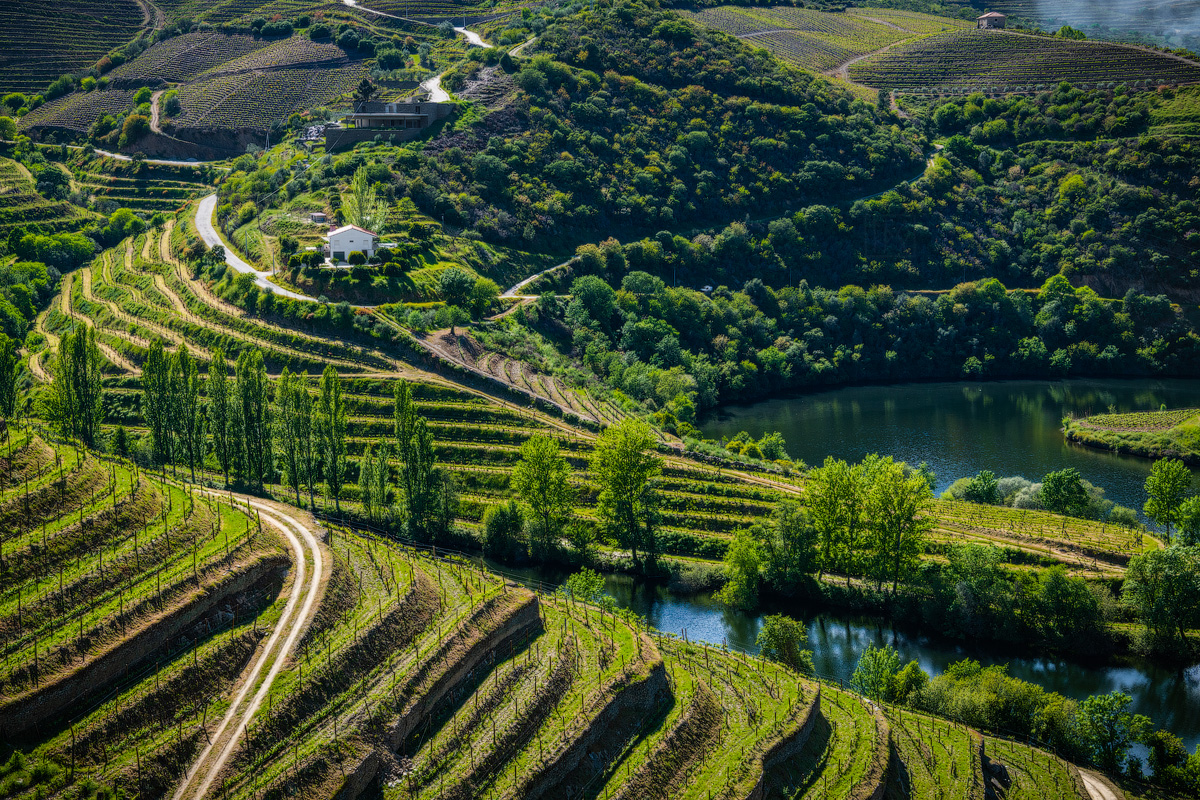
[
  {"x1": 0, "y1": 0, "x2": 152, "y2": 95},
  {"x1": 850, "y1": 28, "x2": 1200, "y2": 92},
  {"x1": 1065, "y1": 408, "x2": 1200, "y2": 465}
]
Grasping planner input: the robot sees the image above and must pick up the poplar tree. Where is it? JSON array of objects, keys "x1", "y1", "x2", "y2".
[
  {"x1": 274, "y1": 369, "x2": 305, "y2": 505},
  {"x1": 317, "y1": 365, "x2": 347, "y2": 512},
  {"x1": 235, "y1": 349, "x2": 271, "y2": 491},
  {"x1": 176, "y1": 345, "x2": 204, "y2": 482},
  {"x1": 142, "y1": 339, "x2": 174, "y2": 466},
  {"x1": 0, "y1": 334, "x2": 19, "y2": 420},
  {"x1": 296, "y1": 376, "x2": 318, "y2": 509},
  {"x1": 207, "y1": 348, "x2": 232, "y2": 487},
  {"x1": 393, "y1": 380, "x2": 442, "y2": 541},
  {"x1": 590, "y1": 418, "x2": 661, "y2": 571},
  {"x1": 359, "y1": 443, "x2": 390, "y2": 523},
  {"x1": 45, "y1": 326, "x2": 104, "y2": 447}
]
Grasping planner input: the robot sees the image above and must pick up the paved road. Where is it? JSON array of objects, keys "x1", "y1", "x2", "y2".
[
  {"x1": 172, "y1": 496, "x2": 325, "y2": 800},
  {"x1": 454, "y1": 26, "x2": 487, "y2": 47},
  {"x1": 195, "y1": 195, "x2": 315, "y2": 302},
  {"x1": 502, "y1": 258, "x2": 570, "y2": 297},
  {"x1": 420, "y1": 73, "x2": 450, "y2": 102}
]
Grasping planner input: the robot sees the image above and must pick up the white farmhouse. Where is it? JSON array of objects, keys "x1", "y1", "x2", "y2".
[{"x1": 325, "y1": 224, "x2": 379, "y2": 265}]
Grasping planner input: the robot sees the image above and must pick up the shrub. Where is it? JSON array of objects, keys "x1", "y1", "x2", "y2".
[
  {"x1": 347, "y1": 250, "x2": 366, "y2": 265},
  {"x1": 118, "y1": 114, "x2": 150, "y2": 147}
]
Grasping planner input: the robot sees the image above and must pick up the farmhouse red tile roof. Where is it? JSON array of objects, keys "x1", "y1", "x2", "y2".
[{"x1": 328, "y1": 224, "x2": 378, "y2": 237}]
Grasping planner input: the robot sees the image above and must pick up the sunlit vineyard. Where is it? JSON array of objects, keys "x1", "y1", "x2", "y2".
[
  {"x1": 0, "y1": 157, "x2": 93, "y2": 236},
  {"x1": 107, "y1": 32, "x2": 275, "y2": 85},
  {"x1": 0, "y1": 0, "x2": 146, "y2": 95},
  {"x1": 850, "y1": 29, "x2": 1200, "y2": 92},
  {"x1": 17, "y1": 90, "x2": 139, "y2": 134},
  {"x1": 174, "y1": 64, "x2": 365, "y2": 131},
  {"x1": 679, "y1": 5, "x2": 966, "y2": 73}
]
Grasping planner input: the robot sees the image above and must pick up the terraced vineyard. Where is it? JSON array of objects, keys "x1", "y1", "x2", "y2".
[
  {"x1": 0, "y1": 157, "x2": 94, "y2": 235},
  {"x1": 106, "y1": 32, "x2": 276, "y2": 85},
  {"x1": 18, "y1": 90, "x2": 141, "y2": 134},
  {"x1": 1064, "y1": 406, "x2": 1200, "y2": 465},
  {"x1": 849, "y1": 29, "x2": 1200, "y2": 93},
  {"x1": 0, "y1": 429, "x2": 280, "y2": 737},
  {"x1": 679, "y1": 5, "x2": 968, "y2": 74},
  {"x1": 71, "y1": 164, "x2": 213, "y2": 215},
  {"x1": 0, "y1": 0, "x2": 147, "y2": 95},
  {"x1": 173, "y1": 64, "x2": 366, "y2": 132}
]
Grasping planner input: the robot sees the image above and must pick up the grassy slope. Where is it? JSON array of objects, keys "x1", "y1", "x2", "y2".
[{"x1": 1064, "y1": 408, "x2": 1200, "y2": 464}]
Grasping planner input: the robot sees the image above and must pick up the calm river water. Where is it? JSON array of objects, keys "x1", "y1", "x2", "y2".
[
  {"x1": 489, "y1": 380, "x2": 1200, "y2": 749},
  {"x1": 693, "y1": 379, "x2": 1200, "y2": 748}
]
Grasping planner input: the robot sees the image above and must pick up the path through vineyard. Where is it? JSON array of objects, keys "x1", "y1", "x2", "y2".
[{"x1": 172, "y1": 495, "x2": 326, "y2": 800}]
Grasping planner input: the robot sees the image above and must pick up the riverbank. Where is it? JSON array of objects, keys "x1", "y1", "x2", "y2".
[{"x1": 1064, "y1": 408, "x2": 1200, "y2": 465}]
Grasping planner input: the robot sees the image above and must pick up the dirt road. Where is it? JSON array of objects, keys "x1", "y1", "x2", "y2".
[{"x1": 172, "y1": 497, "x2": 325, "y2": 800}]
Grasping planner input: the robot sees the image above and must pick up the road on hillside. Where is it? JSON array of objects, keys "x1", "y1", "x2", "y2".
[
  {"x1": 196, "y1": 195, "x2": 317, "y2": 302},
  {"x1": 172, "y1": 497, "x2": 325, "y2": 800}
]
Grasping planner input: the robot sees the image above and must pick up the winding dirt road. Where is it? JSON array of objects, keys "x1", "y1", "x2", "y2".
[{"x1": 172, "y1": 496, "x2": 325, "y2": 800}]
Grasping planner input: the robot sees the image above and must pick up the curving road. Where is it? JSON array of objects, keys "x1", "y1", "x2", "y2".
[
  {"x1": 195, "y1": 195, "x2": 315, "y2": 302},
  {"x1": 173, "y1": 496, "x2": 325, "y2": 800}
]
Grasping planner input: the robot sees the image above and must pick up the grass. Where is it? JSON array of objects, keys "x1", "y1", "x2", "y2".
[
  {"x1": 886, "y1": 707, "x2": 984, "y2": 799},
  {"x1": 981, "y1": 735, "x2": 1089, "y2": 800}
]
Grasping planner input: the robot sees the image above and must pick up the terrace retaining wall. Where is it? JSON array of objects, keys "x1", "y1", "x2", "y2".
[
  {"x1": 744, "y1": 685, "x2": 823, "y2": 800},
  {"x1": 0, "y1": 551, "x2": 289, "y2": 739}
]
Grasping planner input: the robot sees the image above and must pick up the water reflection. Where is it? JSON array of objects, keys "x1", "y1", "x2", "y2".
[{"x1": 702, "y1": 378, "x2": 1200, "y2": 515}]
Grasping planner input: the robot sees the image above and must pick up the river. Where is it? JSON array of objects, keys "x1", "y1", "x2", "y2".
[
  {"x1": 692, "y1": 378, "x2": 1200, "y2": 748},
  {"x1": 702, "y1": 378, "x2": 1200, "y2": 514},
  {"x1": 484, "y1": 379, "x2": 1200, "y2": 751}
]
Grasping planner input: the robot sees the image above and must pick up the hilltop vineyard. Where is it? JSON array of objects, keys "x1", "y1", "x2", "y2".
[{"x1": 850, "y1": 29, "x2": 1200, "y2": 92}]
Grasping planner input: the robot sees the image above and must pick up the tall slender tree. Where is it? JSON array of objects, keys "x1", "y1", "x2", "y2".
[
  {"x1": 0, "y1": 334, "x2": 20, "y2": 420},
  {"x1": 176, "y1": 345, "x2": 204, "y2": 482},
  {"x1": 207, "y1": 348, "x2": 232, "y2": 487},
  {"x1": 142, "y1": 339, "x2": 174, "y2": 466},
  {"x1": 512, "y1": 434, "x2": 574, "y2": 557},
  {"x1": 317, "y1": 365, "x2": 347, "y2": 512},
  {"x1": 274, "y1": 369, "x2": 305, "y2": 505},
  {"x1": 295, "y1": 376, "x2": 317, "y2": 509},
  {"x1": 235, "y1": 349, "x2": 272, "y2": 491},
  {"x1": 45, "y1": 326, "x2": 104, "y2": 446}
]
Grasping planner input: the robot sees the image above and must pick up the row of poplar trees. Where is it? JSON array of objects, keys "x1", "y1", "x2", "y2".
[{"x1": 141, "y1": 341, "x2": 349, "y2": 510}]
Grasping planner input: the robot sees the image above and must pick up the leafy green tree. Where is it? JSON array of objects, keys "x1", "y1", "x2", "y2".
[
  {"x1": 590, "y1": 418, "x2": 662, "y2": 571},
  {"x1": 806, "y1": 457, "x2": 866, "y2": 582},
  {"x1": 483, "y1": 500, "x2": 524, "y2": 560},
  {"x1": 1123, "y1": 545, "x2": 1200, "y2": 647},
  {"x1": 234, "y1": 349, "x2": 272, "y2": 491},
  {"x1": 1040, "y1": 468, "x2": 1089, "y2": 517},
  {"x1": 755, "y1": 614, "x2": 813, "y2": 674},
  {"x1": 175, "y1": 345, "x2": 204, "y2": 482},
  {"x1": 1178, "y1": 496, "x2": 1200, "y2": 546},
  {"x1": 865, "y1": 457, "x2": 933, "y2": 594},
  {"x1": 358, "y1": 443, "x2": 391, "y2": 523},
  {"x1": 1144, "y1": 458, "x2": 1193, "y2": 541},
  {"x1": 961, "y1": 470, "x2": 1000, "y2": 505},
  {"x1": 317, "y1": 365, "x2": 347, "y2": 512},
  {"x1": 1077, "y1": 692, "x2": 1151, "y2": 773},
  {"x1": 44, "y1": 327, "x2": 103, "y2": 447},
  {"x1": 471, "y1": 277, "x2": 500, "y2": 317},
  {"x1": 142, "y1": 340, "x2": 175, "y2": 467},
  {"x1": 563, "y1": 568, "x2": 609, "y2": 607},
  {"x1": 394, "y1": 380, "x2": 442, "y2": 541},
  {"x1": 207, "y1": 349, "x2": 233, "y2": 487},
  {"x1": 274, "y1": 369, "x2": 305, "y2": 505},
  {"x1": 717, "y1": 529, "x2": 760, "y2": 609},
  {"x1": 342, "y1": 166, "x2": 387, "y2": 233},
  {"x1": 757, "y1": 500, "x2": 818, "y2": 592},
  {"x1": 851, "y1": 644, "x2": 902, "y2": 701},
  {"x1": 439, "y1": 267, "x2": 474, "y2": 307},
  {"x1": 0, "y1": 334, "x2": 20, "y2": 419},
  {"x1": 512, "y1": 434, "x2": 574, "y2": 557}
]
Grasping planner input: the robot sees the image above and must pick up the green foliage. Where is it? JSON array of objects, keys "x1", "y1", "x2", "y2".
[
  {"x1": 438, "y1": 267, "x2": 474, "y2": 307},
  {"x1": 960, "y1": 470, "x2": 1000, "y2": 505},
  {"x1": 716, "y1": 528, "x2": 760, "y2": 609},
  {"x1": 1143, "y1": 458, "x2": 1193, "y2": 541},
  {"x1": 755, "y1": 613, "x2": 813, "y2": 674},
  {"x1": 317, "y1": 365, "x2": 348, "y2": 511},
  {"x1": 1039, "y1": 468, "x2": 1089, "y2": 517},
  {"x1": 1123, "y1": 545, "x2": 1200, "y2": 649},
  {"x1": 590, "y1": 418, "x2": 662, "y2": 571},
  {"x1": 756, "y1": 500, "x2": 818, "y2": 592},
  {"x1": 0, "y1": 334, "x2": 19, "y2": 418},
  {"x1": 41, "y1": 326, "x2": 103, "y2": 446},
  {"x1": 851, "y1": 643, "x2": 901, "y2": 701},
  {"x1": 1077, "y1": 691, "x2": 1151, "y2": 772},
  {"x1": 483, "y1": 499, "x2": 524, "y2": 560},
  {"x1": 511, "y1": 434, "x2": 573, "y2": 558},
  {"x1": 562, "y1": 567, "x2": 608, "y2": 606},
  {"x1": 342, "y1": 166, "x2": 387, "y2": 234}
]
